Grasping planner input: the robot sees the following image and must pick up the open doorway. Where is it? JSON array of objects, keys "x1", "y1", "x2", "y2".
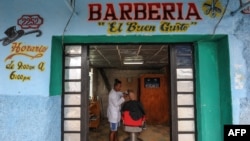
[
  {"x1": 61, "y1": 43, "x2": 196, "y2": 141},
  {"x1": 89, "y1": 44, "x2": 170, "y2": 141},
  {"x1": 89, "y1": 44, "x2": 196, "y2": 141},
  {"x1": 88, "y1": 44, "x2": 172, "y2": 141}
]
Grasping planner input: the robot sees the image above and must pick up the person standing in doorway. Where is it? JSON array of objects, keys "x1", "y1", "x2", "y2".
[{"x1": 107, "y1": 78, "x2": 128, "y2": 141}]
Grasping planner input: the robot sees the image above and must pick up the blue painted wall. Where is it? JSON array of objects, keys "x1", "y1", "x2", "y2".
[
  {"x1": 0, "y1": 96, "x2": 61, "y2": 141},
  {"x1": 0, "y1": 0, "x2": 250, "y2": 141}
]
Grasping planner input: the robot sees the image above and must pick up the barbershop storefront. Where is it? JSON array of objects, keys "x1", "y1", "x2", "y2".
[{"x1": 1, "y1": 0, "x2": 250, "y2": 141}]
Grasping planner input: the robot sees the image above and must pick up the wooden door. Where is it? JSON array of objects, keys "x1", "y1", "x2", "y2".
[{"x1": 140, "y1": 74, "x2": 169, "y2": 124}]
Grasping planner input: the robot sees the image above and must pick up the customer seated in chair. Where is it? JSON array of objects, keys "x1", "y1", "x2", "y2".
[{"x1": 121, "y1": 90, "x2": 145, "y2": 122}]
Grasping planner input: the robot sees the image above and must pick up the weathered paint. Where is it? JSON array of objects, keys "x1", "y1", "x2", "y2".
[{"x1": 0, "y1": 0, "x2": 249, "y2": 141}]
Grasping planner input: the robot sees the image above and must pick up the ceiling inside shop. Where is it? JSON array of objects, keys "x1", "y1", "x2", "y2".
[{"x1": 89, "y1": 44, "x2": 169, "y2": 70}]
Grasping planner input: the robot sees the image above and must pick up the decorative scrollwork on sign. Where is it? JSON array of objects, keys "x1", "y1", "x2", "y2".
[
  {"x1": 0, "y1": 26, "x2": 42, "y2": 46},
  {"x1": 17, "y1": 15, "x2": 43, "y2": 29},
  {"x1": 202, "y1": 0, "x2": 223, "y2": 18},
  {"x1": 231, "y1": 0, "x2": 250, "y2": 15}
]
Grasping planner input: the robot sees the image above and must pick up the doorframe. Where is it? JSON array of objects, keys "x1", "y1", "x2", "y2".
[
  {"x1": 50, "y1": 35, "x2": 232, "y2": 141},
  {"x1": 169, "y1": 44, "x2": 196, "y2": 141}
]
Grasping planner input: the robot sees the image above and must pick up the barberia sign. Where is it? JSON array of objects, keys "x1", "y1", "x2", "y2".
[
  {"x1": 88, "y1": 2, "x2": 202, "y2": 34},
  {"x1": 88, "y1": 2, "x2": 202, "y2": 21}
]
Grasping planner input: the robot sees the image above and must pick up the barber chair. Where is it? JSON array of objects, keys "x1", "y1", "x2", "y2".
[{"x1": 122, "y1": 111, "x2": 145, "y2": 141}]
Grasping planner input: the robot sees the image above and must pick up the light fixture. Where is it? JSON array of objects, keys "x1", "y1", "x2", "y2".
[
  {"x1": 123, "y1": 60, "x2": 144, "y2": 64},
  {"x1": 123, "y1": 55, "x2": 144, "y2": 65}
]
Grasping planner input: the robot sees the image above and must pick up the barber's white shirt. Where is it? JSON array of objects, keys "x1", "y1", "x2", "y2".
[{"x1": 107, "y1": 89, "x2": 125, "y2": 123}]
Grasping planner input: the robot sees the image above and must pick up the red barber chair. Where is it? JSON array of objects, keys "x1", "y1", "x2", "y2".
[{"x1": 122, "y1": 111, "x2": 145, "y2": 141}]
